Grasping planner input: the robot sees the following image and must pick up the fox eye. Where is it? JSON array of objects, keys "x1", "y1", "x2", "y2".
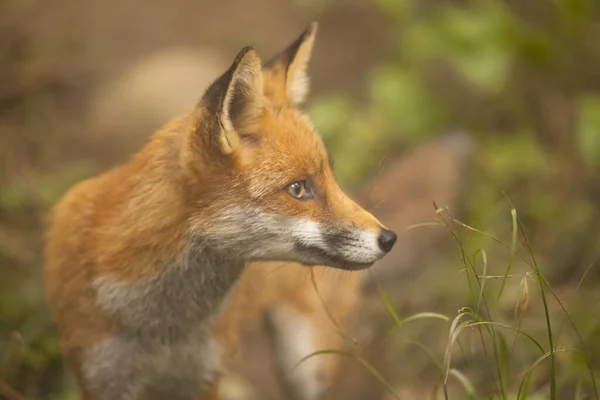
[{"x1": 286, "y1": 180, "x2": 314, "y2": 200}]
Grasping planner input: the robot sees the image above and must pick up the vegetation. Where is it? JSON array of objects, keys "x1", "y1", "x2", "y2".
[{"x1": 302, "y1": 205, "x2": 599, "y2": 398}]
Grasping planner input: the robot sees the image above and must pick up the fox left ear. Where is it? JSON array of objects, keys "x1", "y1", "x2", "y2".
[
  {"x1": 200, "y1": 47, "x2": 264, "y2": 156},
  {"x1": 263, "y1": 22, "x2": 318, "y2": 107}
]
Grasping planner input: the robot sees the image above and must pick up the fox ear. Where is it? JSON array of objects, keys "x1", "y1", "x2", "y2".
[
  {"x1": 263, "y1": 22, "x2": 317, "y2": 107},
  {"x1": 201, "y1": 47, "x2": 264, "y2": 155}
]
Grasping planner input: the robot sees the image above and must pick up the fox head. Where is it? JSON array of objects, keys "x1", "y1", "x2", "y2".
[{"x1": 182, "y1": 23, "x2": 396, "y2": 270}]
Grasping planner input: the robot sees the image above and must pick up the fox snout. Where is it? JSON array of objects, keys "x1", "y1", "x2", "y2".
[
  {"x1": 328, "y1": 226, "x2": 397, "y2": 270},
  {"x1": 298, "y1": 186, "x2": 397, "y2": 270},
  {"x1": 292, "y1": 226, "x2": 397, "y2": 271},
  {"x1": 289, "y1": 207, "x2": 397, "y2": 271}
]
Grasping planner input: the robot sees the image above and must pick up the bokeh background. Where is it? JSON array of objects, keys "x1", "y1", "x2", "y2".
[{"x1": 2, "y1": 0, "x2": 600, "y2": 399}]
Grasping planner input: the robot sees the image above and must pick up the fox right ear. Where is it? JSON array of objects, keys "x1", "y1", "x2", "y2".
[
  {"x1": 200, "y1": 47, "x2": 264, "y2": 156},
  {"x1": 263, "y1": 22, "x2": 318, "y2": 107}
]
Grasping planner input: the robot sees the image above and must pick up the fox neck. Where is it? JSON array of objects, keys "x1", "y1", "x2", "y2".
[
  {"x1": 95, "y1": 124, "x2": 251, "y2": 342},
  {"x1": 95, "y1": 233, "x2": 247, "y2": 345}
]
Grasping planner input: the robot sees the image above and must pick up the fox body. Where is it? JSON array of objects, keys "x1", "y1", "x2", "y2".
[
  {"x1": 215, "y1": 261, "x2": 363, "y2": 400},
  {"x1": 44, "y1": 23, "x2": 396, "y2": 400}
]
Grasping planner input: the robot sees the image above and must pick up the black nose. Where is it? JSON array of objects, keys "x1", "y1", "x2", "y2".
[{"x1": 377, "y1": 228, "x2": 397, "y2": 253}]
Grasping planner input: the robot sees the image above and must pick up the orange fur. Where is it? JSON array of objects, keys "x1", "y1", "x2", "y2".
[{"x1": 44, "y1": 23, "x2": 391, "y2": 400}]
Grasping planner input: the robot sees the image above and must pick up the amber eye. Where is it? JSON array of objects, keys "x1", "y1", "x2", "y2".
[{"x1": 286, "y1": 180, "x2": 313, "y2": 200}]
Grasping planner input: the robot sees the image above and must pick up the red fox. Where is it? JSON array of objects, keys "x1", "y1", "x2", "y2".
[{"x1": 44, "y1": 23, "x2": 396, "y2": 400}]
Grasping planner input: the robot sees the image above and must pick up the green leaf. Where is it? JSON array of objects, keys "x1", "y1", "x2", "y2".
[
  {"x1": 368, "y1": 66, "x2": 446, "y2": 139},
  {"x1": 403, "y1": 4, "x2": 512, "y2": 94},
  {"x1": 376, "y1": 0, "x2": 410, "y2": 19},
  {"x1": 497, "y1": 208, "x2": 518, "y2": 302},
  {"x1": 309, "y1": 95, "x2": 354, "y2": 141},
  {"x1": 576, "y1": 95, "x2": 600, "y2": 167}
]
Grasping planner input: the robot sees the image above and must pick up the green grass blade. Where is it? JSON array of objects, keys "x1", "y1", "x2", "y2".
[
  {"x1": 497, "y1": 208, "x2": 518, "y2": 302},
  {"x1": 465, "y1": 321, "x2": 546, "y2": 354},
  {"x1": 390, "y1": 312, "x2": 450, "y2": 333},
  {"x1": 295, "y1": 349, "x2": 401, "y2": 400},
  {"x1": 473, "y1": 249, "x2": 488, "y2": 314},
  {"x1": 373, "y1": 279, "x2": 402, "y2": 330},
  {"x1": 405, "y1": 339, "x2": 444, "y2": 372},
  {"x1": 495, "y1": 331, "x2": 510, "y2": 396},
  {"x1": 517, "y1": 348, "x2": 584, "y2": 400}
]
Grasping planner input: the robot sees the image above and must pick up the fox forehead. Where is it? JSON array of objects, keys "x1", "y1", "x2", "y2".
[{"x1": 245, "y1": 106, "x2": 330, "y2": 198}]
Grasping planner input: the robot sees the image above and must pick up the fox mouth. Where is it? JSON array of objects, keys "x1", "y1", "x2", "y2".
[{"x1": 295, "y1": 244, "x2": 375, "y2": 271}]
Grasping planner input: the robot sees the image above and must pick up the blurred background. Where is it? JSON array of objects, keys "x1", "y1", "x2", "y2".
[{"x1": 1, "y1": 0, "x2": 600, "y2": 399}]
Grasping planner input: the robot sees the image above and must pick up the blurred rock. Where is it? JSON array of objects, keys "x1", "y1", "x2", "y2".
[
  {"x1": 359, "y1": 131, "x2": 474, "y2": 294},
  {"x1": 88, "y1": 47, "x2": 227, "y2": 139}
]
